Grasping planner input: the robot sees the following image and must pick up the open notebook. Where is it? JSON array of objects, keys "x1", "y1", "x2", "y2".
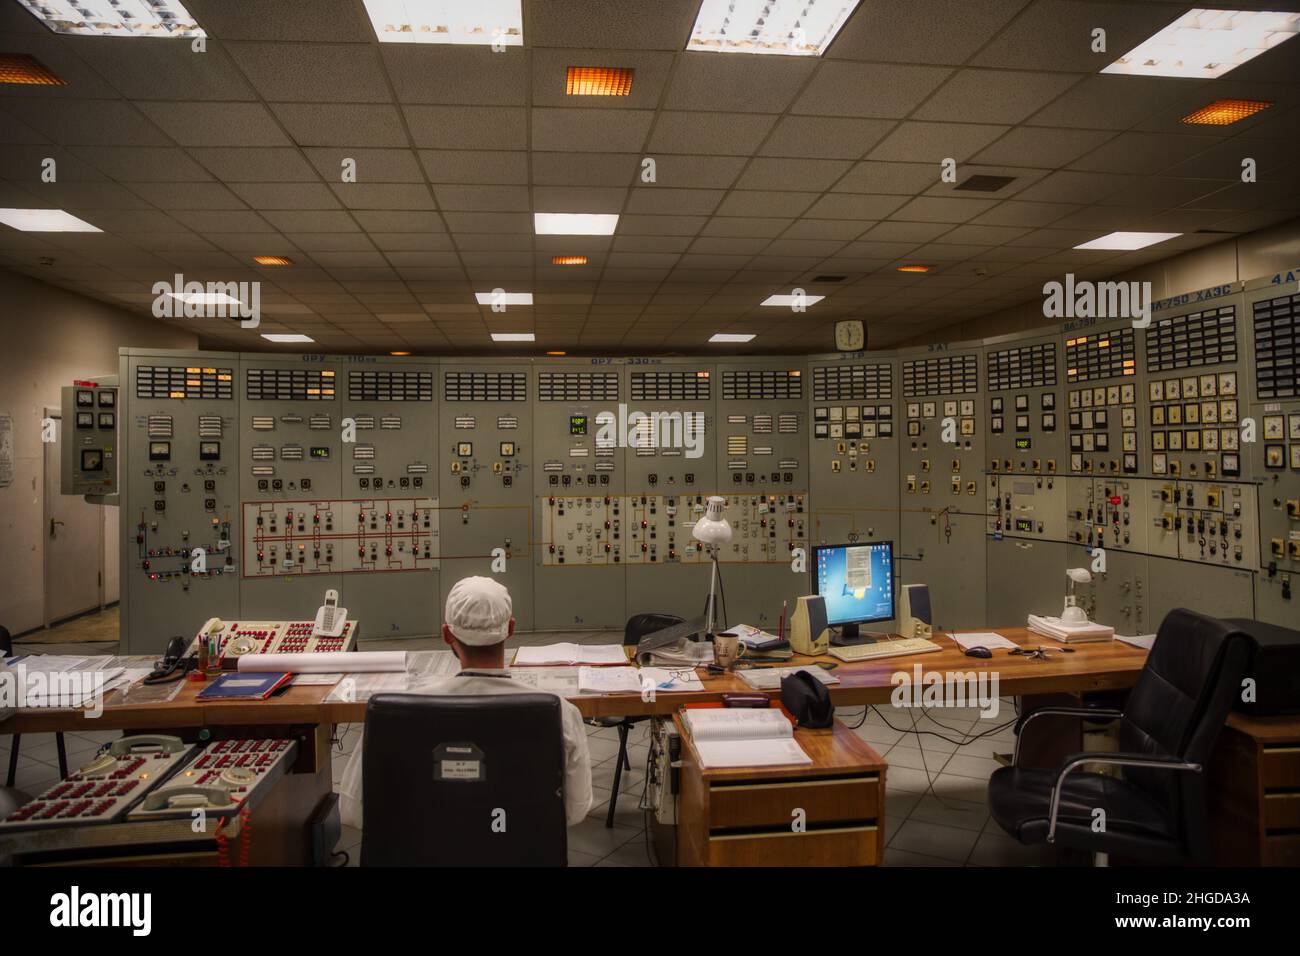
[{"x1": 683, "y1": 708, "x2": 812, "y2": 769}]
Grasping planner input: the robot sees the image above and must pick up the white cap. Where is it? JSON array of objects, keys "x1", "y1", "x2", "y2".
[{"x1": 444, "y1": 576, "x2": 513, "y2": 646}]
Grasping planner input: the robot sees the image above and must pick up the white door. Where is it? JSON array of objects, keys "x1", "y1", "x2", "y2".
[{"x1": 43, "y1": 408, "x2": 105, "y2": 625}]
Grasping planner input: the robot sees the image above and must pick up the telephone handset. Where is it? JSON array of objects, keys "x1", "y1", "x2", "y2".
[
  {"x1": 109, "y1": 734, "x2": 186, "y2": 756},
  {"x1": 141, "y1": 785, "x2": 234, "y2": 812},
  {"x1": 313, "y1": 589, "x2": 348, "y2": 638},
  {"x1": 144, "y1": 639, "x2": 195, "y2": 684}
]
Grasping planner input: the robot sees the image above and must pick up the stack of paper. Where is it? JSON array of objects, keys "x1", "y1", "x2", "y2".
[
  {"x1": 1027, "y1": 614, "x2": 1114, "y2": 643},
  {"x1": 683, "y1": 708, "x2": 811, "y2": 769},
  {"x1": 513, "y1": 643, "x2": 627, "y2": 666},
  {"x1": 735, "y1": 665, "x2": 840, "y2": 691}
]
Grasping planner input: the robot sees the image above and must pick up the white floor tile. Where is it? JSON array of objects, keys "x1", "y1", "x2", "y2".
[
  {"x1": 889, "y1": 818, "x2": 980, "y2": 863},
  {"x1": 905, "y1": 795, "x2": 989, "y2": 833}
]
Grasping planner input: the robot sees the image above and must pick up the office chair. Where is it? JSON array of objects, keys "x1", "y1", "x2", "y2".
[
  {"x1": 360, "y1": 693, "x2": 568, "y2": 866},
  {"x1": 988, "y1": 608, "x2": 1251, "y2": 864},
  {"x1": 1, "y1": 626, "x2": 70, "y2": 788},
  {"x1": 596, "y1": 612, "x2": 686, "y2": 828}
]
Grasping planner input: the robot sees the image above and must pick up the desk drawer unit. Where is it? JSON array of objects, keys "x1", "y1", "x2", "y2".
[
  {"x1": 1209, "y1": 718, "x2": 1300, "y2": 866},
  {"x1": 708, "y1": 773, "x2": 880, "y2": 830},
  {"x1": 708, "y1": 823, "x2": 879, "y2": 867}
]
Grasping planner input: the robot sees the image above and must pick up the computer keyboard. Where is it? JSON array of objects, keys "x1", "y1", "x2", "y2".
[{"x1": 828, "y1": 637, "x2": 944, "y2": 663}]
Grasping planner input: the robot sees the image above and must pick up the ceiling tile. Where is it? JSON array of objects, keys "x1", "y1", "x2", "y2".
[
  {"x1": 225, "y1": 42, "x2": 392, "y2": 103},
  {"x1": 829, "y1": 0, "x2": 1030, "y2": 64},
  {"x1": 971, "y1": 1, "x2": 1184, "y2": 72},
  {"x1": 664, "y1": 55, "x2": 817, "y2": 113},
  {"x1": 382, "y1": 46, "x2": 528, "y2": 106},
  {"x1": 531, "y1": 152, "x2": 637, "y2": 187},
  {"x1": 625, "y1": 188, "x2": 724, "y2": 216},
  {"x1": 759, "y1": 116, "x2": 894, "y2": 160},
  {"x1": 867, "y1": 121, "x2": 1010, "y2": 163},
  {"x1": 715, "y1": 191, "x2": 817, "y2": 218},
  {"x1": 889, "y1": 195, "x2": 1000, "y2": 223},
  {"x1": 331, "y1": 183, "x2": 437, "y2": 210},
  {"x1": 404, "y1": 106, "x2": 527, "y2": 149},
  {"x1": 137, "y1": 102, "x2": 290, "y2": 148},
  {"x1": 914, "y1": 69, "x2": 1081, "y2": 124},
  {"x1": 530, "y1": 0, "x2": 698, "y2": 50},
  {"x1": 1068, "y1": 131, "x2": 1221, "y2": 176},
  {"x1": 308, "y1": 148, "x2": 424, "y2": 183},
  {"x1": 647, "y1": 111, "x2": 777, "y2": 156},
  {"x1": 734, "y1": 158, "x2": 852, "y2": 192},
  {"x1": 791, "y1": 63, "x2": 953, "y2": 118},
  {"x1": 972, "y1": 126, "x2": 1116, "y2": 168},
  {"x1": 531, "y1": 108, "x2": 654, "y2": 152},
  {"x1": 433, "y1": 185, "x2": 530, "y2": 212},
  {"x1": 189, "y1": 147, "x2": 318, "y2": 182},
  {"x1": 2, "y1": 98, "x2": 168, "y2": 146},
  {"x1": 269, "y1": 104, "x2": 409, "y2": 148},
  {"x1": 184, "y1": 0, "x2": 373, "y2": 41},
  {"x1": 229, "y1": 182, "x2": 341, "y2": 210}
]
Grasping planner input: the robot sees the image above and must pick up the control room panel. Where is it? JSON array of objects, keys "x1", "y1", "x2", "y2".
[{"x1": 114, "y1": 280, "x2": 1298, "y2": 651}]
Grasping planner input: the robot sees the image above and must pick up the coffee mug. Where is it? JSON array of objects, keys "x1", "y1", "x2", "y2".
[{"x1": 713, "y1": 634, "x2": 747, "y2": 669}]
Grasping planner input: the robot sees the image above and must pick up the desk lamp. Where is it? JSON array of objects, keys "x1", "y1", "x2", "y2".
[
  {"x1": 691, "y1": 496, "x2": 732, "y2": 637},
  {"x1": 1062, "y1": 567, "x2": 1093, "y2": 624}
]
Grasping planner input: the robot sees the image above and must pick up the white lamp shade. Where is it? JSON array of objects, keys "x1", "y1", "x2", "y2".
[{"x1": 691, "y1": 495, "x2": 733, "y2": 546}]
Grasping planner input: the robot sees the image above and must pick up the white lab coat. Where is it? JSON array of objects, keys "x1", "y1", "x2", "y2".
[{"x1": 338, "y1": 668, "x2": 593, "y2": 829}]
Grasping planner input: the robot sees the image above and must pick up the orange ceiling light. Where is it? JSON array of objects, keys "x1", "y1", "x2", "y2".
[
  {"x1": 897, "y1": 264, "x2": 933, "y2": 273},
  {"x1": 1180, "y1": 99, "x2": 1273, "y2": 126},
  {"x1": 566, "y1": 66, "x2": 634, "y2": 96},
  {"x1": 0, "y1": 53, "x2": 66, "y2": 86},
  {"x1": 546, "y1": 350, "x2": 567, "y2": 356},
  {"x1": 253, "y1": 255, "x2": 293, "y2": 266},
  {"x1": 390, "y1": 351, "x2": 411, "y2": 356},
  {"x1": 551, "y1": 255, "x2": 588, "y2": 266}
]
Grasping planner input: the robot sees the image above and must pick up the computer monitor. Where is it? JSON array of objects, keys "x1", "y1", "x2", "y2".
[{"x1": 812, "y1": 541, "x2": 895, "y2": 645}]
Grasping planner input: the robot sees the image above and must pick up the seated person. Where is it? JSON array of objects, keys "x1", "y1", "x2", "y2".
[{"x1": 339, "y1": 576, "x2": 592, "y2": 828}]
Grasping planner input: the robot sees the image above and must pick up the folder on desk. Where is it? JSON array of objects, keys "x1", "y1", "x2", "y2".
[{"x1": 197, "y1": 672, "x2": 292, "y2": 701}]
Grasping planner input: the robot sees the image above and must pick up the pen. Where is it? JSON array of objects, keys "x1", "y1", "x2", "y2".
[{"x1": 779, "y1": 600, "x2": 787, "y2": 641}]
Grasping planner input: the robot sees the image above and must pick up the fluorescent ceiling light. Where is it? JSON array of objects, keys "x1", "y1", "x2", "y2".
[
  {"x1": 16, "y1": 0, "x2": 205, "y2": 37},
  {"x1": 1102, "y1": 8, "x2": 1300, "y2": 79},
  {"x1": 475, "y1": 291, "x2": 533, "y2": 306},
  {"x1": 491, "y1": 332, "x2": 535, "y2": 342},
  {"x1": 709, "y1": 333, "x2": 756, "y2": 343},
  {"x1": 168, "y1": 291, "x2": 244, "y2": 307},
  {"x1": 1074, "y1": 232, "x2": 1182, "y2": 251},
  {"x1": 0, "y1": 208, "x2": 100, "y2": 232},
  {"x1": 363, "y1": 0, "x2": 523, "y2": 46},
  {"x1": 534, "y1": 213, "x2": 619, "y2": 236},
  {"x1": 687, "y1": 0, "x2": 862, "y2": 56},
  {"x1": 261, "y1": 333, "x2": 315, "y2": 343},
  {"x1": 761, "y1": 293, "x2": 825, "y2": 307}
]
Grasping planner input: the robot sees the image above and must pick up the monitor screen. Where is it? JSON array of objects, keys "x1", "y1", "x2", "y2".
[{"x1": 813, "y1": 541, "x2": 894, "y2": 626}]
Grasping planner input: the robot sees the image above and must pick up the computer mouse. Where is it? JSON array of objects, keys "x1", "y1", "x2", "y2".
[{"x1": 964, "y1": 646, "x2": 993, "y2": 659}]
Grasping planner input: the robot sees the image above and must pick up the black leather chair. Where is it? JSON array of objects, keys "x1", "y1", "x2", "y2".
[
  {"x1": 1, "y1": 626, "x2": 69, "y2": 788},
  {"x1": 360, "y1": 693, "x2": 568, "y2": 866},
  {"x1": 597, "y1": 612, "x2": 686, "y2": 828},
  {"x1": 988, "y1": 608, "x2": 1251, "y2": 864}
]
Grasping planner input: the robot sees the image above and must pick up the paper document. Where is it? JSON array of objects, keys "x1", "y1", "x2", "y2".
[
  {"x1": 684, "y1": 708, "x2": 811, "y2": 769},
  {"x1": 639, "y1": 667, "x2": 705, "y2": 692},
  {"x1": 239, "y1": 651, "x2": 406, "y2": 673},
  {"x1": 578, "y1": 666, "x2": 643, "y2": 694},
  {"x1": 1115, "y1": 633, "x2": 1156, "y2": 650},
  {"x1": 950, "y1": 631, "x2": 1019, "y2": 651},
  {"x1": 513, "y1": 643, "x2": 627, "y2": 666},
  {"x1": 736, "y1": 665, "x2": 840, "y2": 691},
  {"x1": 508, "y1": 666, "x2": 580, "y2": 696},
  {"x1": 723, "y1": 624, "x2": 784, "y2": 648}
]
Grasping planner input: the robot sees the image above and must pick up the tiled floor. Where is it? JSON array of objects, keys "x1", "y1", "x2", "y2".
[{"x1": 9, "y1": 609, "x2": 1057, "y2": 867}]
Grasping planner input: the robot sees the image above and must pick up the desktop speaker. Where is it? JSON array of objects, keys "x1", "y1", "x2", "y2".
[
  {"x1": 789, "y1": 595, "x2": 830, "y2": 656},
  {"x1": 899, "y1": 584, "x2": 933, "y2": 639}
]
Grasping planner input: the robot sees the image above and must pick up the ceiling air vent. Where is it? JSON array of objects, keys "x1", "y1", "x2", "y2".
[{"x1": 954, "y1": 175, "x2": 1016, "y2": 192}]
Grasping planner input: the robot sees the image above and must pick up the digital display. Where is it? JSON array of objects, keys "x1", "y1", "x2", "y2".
[
  {"x1": 569, "y1": 415, "x2": 588, "y2": 436},
  {"x1": 81, "y1": 449, "x2": 103, "y2": 472},
  {"x1": 310, "y1": 446, "x2": 330, "y2": 459},
  {"x1": 1015, "y1": 437, "x2": 1032, "y2": 450},
  {"x1": 813, "y1": 542, "x2": 894, "y2": 627},
  {"x1": 200, "y1": 441, "x2": 221, "y2": 460}
]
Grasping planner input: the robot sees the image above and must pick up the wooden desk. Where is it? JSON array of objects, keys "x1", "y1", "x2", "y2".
[
  {"x1": 1, "y1": 628, "x2": 1148, "y2": 733},
  {"x1": 1208, "y1": 711, "x2": 1300, "y2": 867},
  {"x1": 675, "y1": 715, "x2": 886, "y2": 866}
]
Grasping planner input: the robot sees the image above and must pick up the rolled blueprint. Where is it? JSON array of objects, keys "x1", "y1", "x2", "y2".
[{"x1": 237, "y1": 651, "x2": 407, "y2": 674}]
